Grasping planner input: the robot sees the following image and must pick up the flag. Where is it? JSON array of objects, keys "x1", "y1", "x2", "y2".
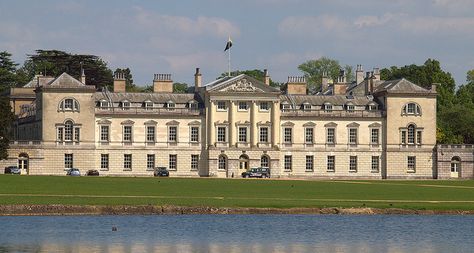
[{"x1": 224, "y1": 37, "x2": 233, "y2": 51}]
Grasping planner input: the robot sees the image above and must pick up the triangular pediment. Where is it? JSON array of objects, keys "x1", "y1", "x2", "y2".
[
  {"x1": 47, "y1": 73, "x2": 85, "y2": 87},
  {"x1": 206, "y1": 74, "x2": 280, "y2": 93}
]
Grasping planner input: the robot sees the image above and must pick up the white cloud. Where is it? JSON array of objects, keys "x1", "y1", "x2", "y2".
[
  {"x1": 399, "y1": 16, "x2": 474, "y2": 35},
  {"x1": 278, "y1": 15, "x2": 349, "y2": 39},
  {"x1": 133, "y1": 7, "x2": 240, "y2": 39},
  {"x1": 354, "y1": 13, "x2": 404, "y2": 28}
]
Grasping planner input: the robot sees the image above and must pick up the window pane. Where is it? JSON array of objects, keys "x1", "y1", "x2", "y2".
[
  {"x1": 305, "y1": 128, "x2": 313, "y2": 143},
  {"x1": 306, "y1": 156, "x2": 314, "y2": 171},
  {"x1": 284, "y1": 155, "x2": 292, "y2": 171},
  {"x1": 147, "y1": 154, "x2": 155, "y2": 170},
  {"x1": 101, "y1": 154, "x2": 109, "y2": 170},
  {"x1": 191, "y1": 155, "x2": 199, "y2": 170},
  {"x1": 169, "y1": 154, "x2": 177, "y2": 170}
]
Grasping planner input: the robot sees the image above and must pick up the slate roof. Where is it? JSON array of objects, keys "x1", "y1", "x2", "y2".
[
  {"x1": 94, "y1": 92, "x2": 199, "y2": 104},
  {"x1": 375, "y1": 78, "x2": 433, "y2": 94},
  {"x1": 45, "y1": 73, "x2": 87, "y2": 87},
  {"x1": 280, "y1": 94, "x2": 376, "y2": 106},
  {"x1": 23, "y1": 75, "x2": 55, "y2": 88}
]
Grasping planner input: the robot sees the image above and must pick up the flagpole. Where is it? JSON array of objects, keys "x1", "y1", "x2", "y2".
[{"x1": 228, "y1": 46, "x2": 231, "y2": 77}]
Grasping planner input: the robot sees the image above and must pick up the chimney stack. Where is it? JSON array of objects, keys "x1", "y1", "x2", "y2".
[
  {"x1": 113, "y1": 72, "x2": 126, "y2": 93},
  {"x1": 194, "y1": 68, "x2": 202, "y2": 92},
  {"x1": 153, "y1": 74, "x2": 173, "y2": 93},
  {"x1": 285, "y1": 76, "x2": 307, "y2": 95},
  {"x1": 373, "y1": 68, "x2": 380, "y2": 81},
  {"x1": 263, "y1": 69, "x2": 270, "y2": 85},
  {"x1": 333, "y1": 69, "x2": 348, "y2": 95},
  {"x1": 355, "y1": 64, "x2": 364, "y2": 84}
]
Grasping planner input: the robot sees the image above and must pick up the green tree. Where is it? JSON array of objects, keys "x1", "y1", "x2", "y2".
[
  {"x1": 173, "y1": 82, "x2": 188, "y2": 93},
  {"x1": 25, "y1": 50, "x2": 113, "y2": 89},
  {"x1": 0, "y1": 96, "x2": 14, "y2": 160},
  {"x1": 298, "y1": 57, "x2": 347, "y2": 92},
  {"x1": 380, "y1": 59, "x2": 456, "y2": 107},
  {"x1": 0, "y1": 51, "x2": 19, "y2": 93}
]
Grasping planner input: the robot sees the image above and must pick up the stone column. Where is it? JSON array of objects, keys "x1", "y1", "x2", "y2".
[
  {"x1": 208, "y1": 100, "x2": 215, "y2": 147},
  {"x1": 271, "y1": 100, "x2": 280, "y2": 147},
  {"x1": 229, "y1": 100, "x2": 235, "y2": 147},
  {"x1": 251, "y1": 101, "x2": 258, "y2": 147}
]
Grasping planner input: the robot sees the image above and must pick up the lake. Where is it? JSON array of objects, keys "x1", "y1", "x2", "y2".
[{"x1": 0, "y1": 214, "x2": 473, "y2": 253}]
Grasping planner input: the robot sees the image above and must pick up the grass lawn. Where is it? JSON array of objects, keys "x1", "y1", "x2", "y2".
[{"x1": 1, "y1": 175, "x2": 474, "y2": 210}]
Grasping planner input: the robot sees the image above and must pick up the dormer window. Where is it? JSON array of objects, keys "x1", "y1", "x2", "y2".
[
  {"x1": 99, "y1": 100, "x2": 109, "y2": 109},
  {"x1": 59, "y1": 98, "x2": 80, "y2": 112},
  {"x1": 166, "y1": 101, "x2": 175, "y2": 111},
  {"x1": 121, "y1": 101, "x2": 130, "y2": 110},
  {"x1": 189, "y1": 101, "x2": 198, "y2": 109},
  {"x1": 367, "y1": 104, "x2": 378, "y2": 111},
  {"x1": 281, "y1": 101, "x2": 291, "y2": 111},
  {"x1": 144, "y1": 101, "x2": 153, "y2": 110},
  {"x1": 402, "y1": 103, "x2": 421, "y2": 116},
  {"x1": 324, "y1": 103, "x2": 333, "y2": 112},
  {"x1": 346, "y1": 104, "x2": 355, "y2": 112},
  {"x1": 302, "y1": 103, "x2": 311, "y2": 111}
]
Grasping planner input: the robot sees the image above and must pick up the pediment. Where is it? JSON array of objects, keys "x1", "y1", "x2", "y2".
[{"x1": 207, "y1": 74, "x2": 280, "y2": 93}]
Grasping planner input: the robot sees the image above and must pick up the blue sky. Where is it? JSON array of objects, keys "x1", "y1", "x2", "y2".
[{"x1": 1, "y1": 0, "x2": 473, "y2": 86}]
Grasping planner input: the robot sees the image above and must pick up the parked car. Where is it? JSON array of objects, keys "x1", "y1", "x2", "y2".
[
  {"x1": 66, "y1": 168, "x2": 81, "y2": 176},
  {"x1": 4, "y1": 166, "x2": 21, "y2": 175},
  {"x1": 241, "y1": 167, "x2": 270, "y2": 178},
  {"x1": 154, "y1": 167, "x2": 169, "y2": 177},
  {"x1": 86, "y1": 169, "x2": 99, "y2": 176}
]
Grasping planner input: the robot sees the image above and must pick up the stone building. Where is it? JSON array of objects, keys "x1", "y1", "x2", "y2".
[{"x1": 2, "y1": 65, "x2": 461, "y2": 179}]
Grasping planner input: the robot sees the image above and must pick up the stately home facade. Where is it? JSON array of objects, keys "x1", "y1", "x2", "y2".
[{"x1": 2, "y1": 66, "x2": 472, "y2": 179}]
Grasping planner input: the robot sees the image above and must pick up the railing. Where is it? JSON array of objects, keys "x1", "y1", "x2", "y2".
[
  {"x1": 95, "y1": 107, "x2": 204, "y2": 116},
  {"x1": 281, "y1": 109, "x2": 382, "y2": 118}
]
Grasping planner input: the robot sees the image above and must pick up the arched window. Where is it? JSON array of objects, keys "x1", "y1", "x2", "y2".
[
  {"x1": 451, "y1": 156, "x2": 461, "y2": 173},
  {"x1": 218, "y1": 155, "x2": 227, "y2": 170},
  {"x1": 367, "y1": 103, "x2": 378, "y2": 111},
  {"x1": 302, "y1": 102, "x2": 311, "y2": 111},
  {"x1": 345, "y1": 103, "x2": 355, "y2": 112},
  {"x1": 144, "y1": 100, "x2": 153, "y2": 110},
  {"x1": 166, "y1": 101, "x2": 175, "y2": 111},
  {"x1": 59, "y1": 98, "x2": 80, "y2": 112},
  {"x1": 402, "y1": 103, "x2": 421, "y2": 115},
  {"x1": 261, "y1": 155, "x2": 270, "y2": 168}
]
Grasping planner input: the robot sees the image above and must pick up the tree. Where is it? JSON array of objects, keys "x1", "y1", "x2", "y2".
[
  {"x1": 0, "y1": 96, "x2": 14, "y2": 160},
  {"x1": 0, "y1": 51, "x2": 19, "y2": 93},
  {"x1": 380, "y1": 59, "x2": 456, "y2": 107},
  {"x1": 24, "y1": 50, "x2": 113, "y2": 89},
  {"x1": 173, "y1": 82, "x2": 188, "y2": 93},
  {"x1": 297, "y1": 57, "x2": 345, "y2": 92}
]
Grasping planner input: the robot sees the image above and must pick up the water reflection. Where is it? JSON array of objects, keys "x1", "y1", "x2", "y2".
[{"x1": 0, "y1": 215, "x2": 472, "y2": 253}]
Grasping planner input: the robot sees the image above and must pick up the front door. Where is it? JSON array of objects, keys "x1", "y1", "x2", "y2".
[
  {"x1": 239, "y1": 155, "x2": 249, "y2": 172},
  {"x1": 18, "y1": 154, "x2": 29, "y2": 175},
  {"x1": 450, "y1": 162, "x2": 460, "y2": 178}
]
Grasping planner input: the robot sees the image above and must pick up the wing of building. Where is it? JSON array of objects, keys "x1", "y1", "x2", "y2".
[{"x1": 2, "y1": 66, "x2": 471, "y2": 179}]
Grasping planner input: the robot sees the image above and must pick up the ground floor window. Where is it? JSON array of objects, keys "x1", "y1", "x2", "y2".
[
  {"x1": 64, "y1": 154, "x2": 73, "y2": 169},
  {"x1": 100, "y1": 154, "x2": 109, "y2": 170},
  {"x1": 169, "y1": 154, "x2": 177, "y2": 170},
  {"x1": 147, "y1": 154, "x2": 155, "y2": 170},
  {"x1": 124, "y1": 154, "x2": 132, "y2": 170},
  {"x1": 349, "y1": 156, "x2": 357, "y2": 172},
  {"x1": 191, "y1": 155, "x2": 199, "y2": 170},
  {"x1": 218, "y1": 155, "x2": 227, "y2": 170},
  {"x1": 407, "y1": 156, "x2": 416, "y2": 172},
  {"x1": 261, "y1": 155, "x2": 269, "y2": 168},
  {"x1": 305, "y1": 155, "x2": 314, "y2": 171},
  {"x1": 327, "y1": 156, "x2": 335, "y2": 172},
  {"x1": 371, "y1": 156, "x2": 379, "y2": 173},
  {"x1": 284, "y1": 155, "x2": 292, "y2": 171}
]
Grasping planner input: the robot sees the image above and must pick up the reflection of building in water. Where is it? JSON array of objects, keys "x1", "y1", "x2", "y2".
[{"x1": 3, "y1": 66, "x2": 469, "y2": 179}]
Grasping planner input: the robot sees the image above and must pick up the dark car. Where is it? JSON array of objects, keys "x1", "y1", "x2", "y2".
[
  {"x1": 86, "y1": 170, "x2": 99, "y2": 176},
  {"x1": 154, "y1": 167, "x2": 169, "y2": 177},
  {"x1": 66, "y1": 168, "x2": 81, "y2": 176},
  {"x1": 242, "y1": 167, "x2": 270, "y2": 178},
  {"x1": 4, "y1": 166, "x2": 21, "y2": 175}
]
